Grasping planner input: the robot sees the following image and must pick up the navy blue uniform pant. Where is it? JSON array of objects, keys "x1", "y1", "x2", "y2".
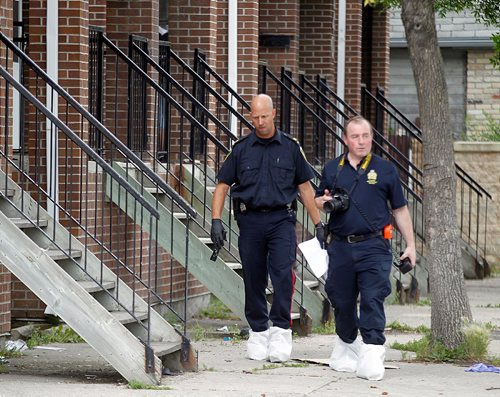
[
  {"x1": 237, "y1": 209, "x2": 297, "y2": 332},
  {"x1": 325, "y1": 237, "x2": 392, "y2": 345}
]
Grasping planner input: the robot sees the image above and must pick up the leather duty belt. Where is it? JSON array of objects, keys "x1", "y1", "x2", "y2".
[{"x1": 333, "y1": 230, "x2": 383, "y2": 244}]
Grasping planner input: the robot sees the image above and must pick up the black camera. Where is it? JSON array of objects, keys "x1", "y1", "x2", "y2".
[
  {"x1": 323, "y1": 190, "x2": 350, "y2": 214},
  {"x1": 396, "y1": 256, "x2": 413, "y2": 274}
]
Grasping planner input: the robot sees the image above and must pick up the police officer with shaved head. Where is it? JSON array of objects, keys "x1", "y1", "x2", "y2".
[{"x1": 211, "y1": 94, "x2": 323, "y2": 363}]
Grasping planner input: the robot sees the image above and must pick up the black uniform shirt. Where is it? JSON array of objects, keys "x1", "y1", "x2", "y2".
[
  {"x1": 316, "y1": 153, "x2": 407, "y2": 235},
  {"x1": 217, "y1": 129, "x2": 314, "y2": 208}
]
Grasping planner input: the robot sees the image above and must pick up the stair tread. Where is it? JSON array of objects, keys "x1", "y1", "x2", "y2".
[
  {"x1": 149, "y1": 341, "x2": 182, "y2": 357},
  {"x1": 144, "y1": 186, "x2": 162, "y2": 194},
  {"x1": 173, "y1": 212, "x2": 189, "y2": 219},
  {"x1": 46, "y1": 249, "x2": 83, "y2": 260},
  {"x1": 0, "y1": 188, "x2": 15, "y2": 197},
  {"x1": 10, "y1": 217, "x2": 49, "y2": 228},
  {"x1": 226, "y1": 262, "x2": 242, "y2": 270},
  {"x1": 110, "y1": 310, "x2": 148, "y2": 324},
  {"x1": 77, "y1": 280, "x2": 116, "y2": 293},
  {"x1": 304, "y1": 280, "x2": 320, "y2": 289}
]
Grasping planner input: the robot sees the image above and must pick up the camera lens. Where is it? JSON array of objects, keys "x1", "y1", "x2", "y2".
[{"x1": 323, "y1": 200, "x2": 335, "y2": 213}]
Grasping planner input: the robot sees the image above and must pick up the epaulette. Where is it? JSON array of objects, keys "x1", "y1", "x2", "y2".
[
  {"x1": 282, "y1": 132, "x2": 301, "y2": 146},
  {"x1": 232, "y1": 134, "x2": 250, "y2": 147},
  {"x1": 282, "y1": 132, "x2": 308, "y2": 160},
  {"x1": 224, "y1": 134, "x2": 249, "y2": 160}
]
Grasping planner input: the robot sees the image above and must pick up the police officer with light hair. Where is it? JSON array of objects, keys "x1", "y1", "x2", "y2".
[
  {"x1": 211, "y1": 94, "x2": 323, "y2": 363},
  {"x1": 315, "y1": 115, "x2": 416, "y2": 381}
]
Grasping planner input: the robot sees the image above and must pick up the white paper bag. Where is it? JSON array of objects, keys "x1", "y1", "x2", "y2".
[{"x1": 298, "y1": 237, "x2": 329, "y2": 278}]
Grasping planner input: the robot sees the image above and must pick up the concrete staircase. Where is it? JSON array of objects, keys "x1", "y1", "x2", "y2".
[{"x1": 0, "y1": 171, "x2": 193, "y2": 385}]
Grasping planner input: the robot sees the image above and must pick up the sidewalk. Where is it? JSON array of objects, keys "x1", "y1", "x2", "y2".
[{"x1": 1, "y1": 277, "x2": 499, "y2": 397}]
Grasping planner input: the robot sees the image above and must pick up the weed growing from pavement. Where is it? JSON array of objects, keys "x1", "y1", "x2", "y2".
[
  {"x1": 390, "y1": 322, "x2": 494, "y2": 363},
  {"x1": 386, "y1": 321, "x2": 429, "y2": 334},
  {"x1": 478, "y1": 303, "x2": 500, "y2": 308},
  {"x1": 415, "y1": 298, "x2": 431, "y2": 306},
  {"x1": 27, "y1": 325, "x2": 84, "y2": 348},
  {"x1": 252, "y1": 362, "x2": 309, "y2": 372},
  {"x1": 312, "y1": 320, "x2": 336, "y2": 335},
  {"x1": 190, "y1": 323, "x2": 207, "y2": 341},
  {"x1": 0, "y1": 348, "x2": 22, "y2": 359},
  {"x1": 0, "y1": 346, "x2": 23, "y2": 373},
  {"x1": 128, "y1": 380, "x2": 172, "y2": 390}
]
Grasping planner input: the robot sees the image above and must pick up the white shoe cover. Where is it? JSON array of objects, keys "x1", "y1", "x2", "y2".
[
  {"x1": 268, "y1": 326, "x2": 292, "y2": 363},
  {"x1": 329, "y1": 337, "x2": 362, "y2": 372},
  {"x1": 246, "y1": 329, "x2": 270, "y2": 360},
  {"x1": 356, "y1": 344, "x2": 385, "y2": 381}
]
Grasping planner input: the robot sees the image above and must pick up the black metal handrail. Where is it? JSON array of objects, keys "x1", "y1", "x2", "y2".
[
  {"x1": 89, "y1": 31, "x2": 325, "y2": 321},
  {"x1": 131, "y1": 36, "x2": 319, "y2": 317},
  {"x1": 259, "y1": 65, "x2": 426, "y2": 286},
  {"x1": 0, "y1": 57, "x2": 167, "y2": 344},
  {"x1": 132, "y1": 41, "x2": 239, "y2": 142},
  {"x1": 0, "y1": 31, "x2": 198, "y2": 362},
  {"x1": 362, "y1": 84, "x2": 492, "y2": 270}
]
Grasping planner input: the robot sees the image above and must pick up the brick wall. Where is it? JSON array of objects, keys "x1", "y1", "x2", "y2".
[
  {"x1": 454, "y1": 142, "x2": 500, "y2": 268},
  {"x1": 299, "y1": 0, "x2": 336, "y2": 85},
  {"x1": 0, "y1": 266, "x2": 10, "y2": 333},
  {"x1": 0, "y1": 0, "x2": 12, "y2": 333},
  {"x1": 89, "y1": 0, "x2": 106, "y2": 28},
  {"x1": 259, "y1": 0, "x2": 300, "y2": 76},
  {"x1": 466, "y1": 50, "x2": 500, "y2": 137},
  {"x1": 168, "y1": 0, "x2": 217, "y2": 67},
  {"x1": 106, "y1": 0, "x2": 158, "y2": 58}
]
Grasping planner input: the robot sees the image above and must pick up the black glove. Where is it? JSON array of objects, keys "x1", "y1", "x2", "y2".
[
  {"x1": 210, "y1": 219, "x2": 227, "y2": 250},
  {"x1": 315, "y1": 221, "x2": 326, "y2": 249}
]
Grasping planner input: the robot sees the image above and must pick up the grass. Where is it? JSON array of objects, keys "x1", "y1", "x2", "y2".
[
  {"x1": 0, "y1": 346, "x2": 24, "y2": 374},
  {"x1": 190, "y1": 322, "x2": 208, "y2": 342},
  {"x1": 27, "y1": 325, "x2": 84, "y2": 348},
  {"x1": 128, "y1": 380, "x2": 172, "y2": 390},
  {"x1": 390, "y1": 322, "x2": 496, "y2": 364},
  {"x1": 312, "y1": 320, "x2": 336, "y2": 335},
  {"x1": 199, "y1": 295, "x2": 239, "y2": 320}
]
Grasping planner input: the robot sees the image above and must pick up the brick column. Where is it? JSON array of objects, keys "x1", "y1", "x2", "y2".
[
  {"x1": 369, "y1": 7, "x2": 389, "y2": 93},
  {"x1": 299, "y1": 0, "x2": 336, "y2": 85},
  {"x1": 216, "y1": 1, "x2": 259, "y2": 102},
  {"x1": 344, "y1": 0, "x2": 362, "y2": 111}
]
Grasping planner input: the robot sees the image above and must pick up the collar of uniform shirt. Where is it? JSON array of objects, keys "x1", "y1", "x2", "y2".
[
  {"x1": 250, "y1": 128, "x2": 283, "y2": 145},
  {"x1": 345, "y1": 152, "x2": 371, "y2": 170}
]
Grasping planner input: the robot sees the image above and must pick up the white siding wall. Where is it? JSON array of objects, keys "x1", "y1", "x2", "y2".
[{"x1": 389, "y1": 48, "x2": 466, "y2": 138}]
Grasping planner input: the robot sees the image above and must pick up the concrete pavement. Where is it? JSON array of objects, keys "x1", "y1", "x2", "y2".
[{"x1": 1, "y1": 277, "x2": 499, "y2": 396}]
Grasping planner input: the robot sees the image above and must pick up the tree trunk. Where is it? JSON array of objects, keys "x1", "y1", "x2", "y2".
[{"x1": 400, "y1": 0, "x2": 472, "y2": 349}]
